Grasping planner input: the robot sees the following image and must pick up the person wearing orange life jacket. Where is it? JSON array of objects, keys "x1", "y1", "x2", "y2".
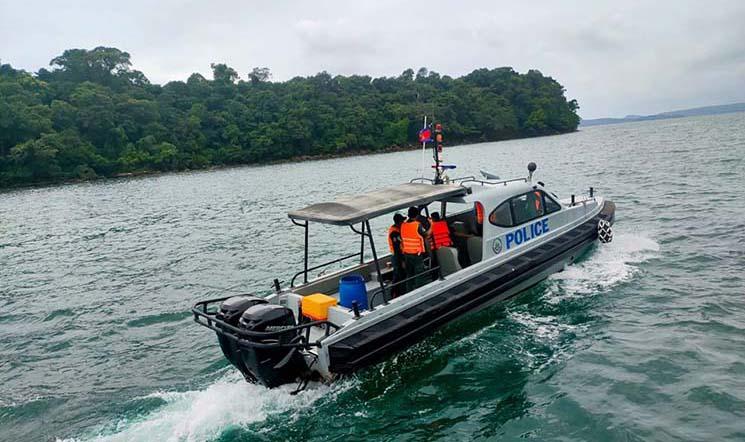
[
  {"x1": 429, "y1": 212, "x2": 452, "y2": 250},
  {"x1": 401, "y1": 206, "x2": 430, "y2": 292},
  {"x1": 532, "y1": 191, "x2": 544, "y2": 214},
  {"x1": 517, "y1": 191, "x2": 544, "y2": 220},
  {"x1": 387, "y1": 213, "x2": 406, "y2": 297}
]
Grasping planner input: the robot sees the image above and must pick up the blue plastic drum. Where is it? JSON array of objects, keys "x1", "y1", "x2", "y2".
[{"x1": 339, "y1": 274, "x2": 368, "y2": 310}]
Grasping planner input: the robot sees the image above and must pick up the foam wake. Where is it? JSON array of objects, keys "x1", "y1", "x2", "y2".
[
  {"x1": 544, "y1": 232, "x2": 660, "y2": 302},
  {"x1": 502, "y1": 232, "x2": 660, "y2": 370},
  {"x1": 438, "y1": 232, "x2": 659, "y2": 356},
  {"x1": 64, "y1": 371, "x2": 345, "y2": 442}
]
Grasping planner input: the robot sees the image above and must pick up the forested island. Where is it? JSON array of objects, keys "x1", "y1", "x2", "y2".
[{"x1": 0, "y1": 47, "x2": 580, "y2": 188}]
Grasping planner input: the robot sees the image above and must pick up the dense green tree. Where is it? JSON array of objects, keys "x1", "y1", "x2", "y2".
[
  {"x1": 38, "y1": 46, "x2": 148, "y2": 88},
  {"x1": 248, "y1": 67, "x2": 271, "y2": 84},
  {"x1": 211, "y1": 63, "x2": 239, "y2": 84},
  {"x1": 0, "y1": 47, "x2": 581, "y2": 187}
]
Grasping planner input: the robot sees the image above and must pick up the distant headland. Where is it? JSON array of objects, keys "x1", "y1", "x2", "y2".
[{"x1": 581, "y1": 102, "x2": 745, "y2": 127}]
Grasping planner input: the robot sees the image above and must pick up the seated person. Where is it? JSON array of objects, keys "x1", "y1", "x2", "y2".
[
  {"x1": 429, "y1": 212, "x2": 453, "y2": 250},
  {"x1": 450, "y1": 208, "x2": 480, "y2": 267}
]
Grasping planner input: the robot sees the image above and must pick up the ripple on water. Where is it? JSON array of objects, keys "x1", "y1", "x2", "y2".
[
  {"x1": 43, "y1": 309, "x2": 76, "y2": 322},
  {"x1": 125, "y1": 312, "x2": 192, "y2": 328},
  {"x1": 2, "y1": 113, "x2": 745, "y2": 441}
]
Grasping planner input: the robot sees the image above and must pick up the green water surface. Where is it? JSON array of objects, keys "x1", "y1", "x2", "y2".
[{"x1": 1, "y1": 113, "x2": 744, "y2": 441}]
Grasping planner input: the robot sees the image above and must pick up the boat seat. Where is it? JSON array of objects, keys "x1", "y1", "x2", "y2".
[
  {"x1": 467, "y1": 237, "x2": 482, "y2": 264},
  {"x1": 370, "y1": 266, "x2": 394, "y2": 283},
  {"x1": 451, "y1": 221, "x2": 469, "y2": 235},
  {"x1": 436, "y1": 246, "x2": 462, "y2": 276}
]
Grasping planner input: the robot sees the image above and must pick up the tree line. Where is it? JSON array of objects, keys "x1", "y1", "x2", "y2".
[{"x1": 0, "y1": 47, "x2": 580, "y2": 187}]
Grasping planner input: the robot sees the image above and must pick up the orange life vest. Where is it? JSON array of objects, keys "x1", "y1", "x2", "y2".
[
  {"x1": 431, "y1": 220, "x2": 452, "y2": 249},
  {"x1": 387, "y1": 225, "x2": 401, "y2": 254},
  {"x1": 534, "y1": 191, "x2": 542, "y2": 211},
  {"x1": 400, "y1": 220, "x2": 426, "y2": 254}
]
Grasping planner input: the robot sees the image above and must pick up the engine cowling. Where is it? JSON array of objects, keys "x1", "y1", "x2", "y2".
[
  {"x1": 238, "y1": 304, "x2": 308, "y2": 388},
  {"x1": 215, "y1": 295, "x2": 267, "y2": 379}
]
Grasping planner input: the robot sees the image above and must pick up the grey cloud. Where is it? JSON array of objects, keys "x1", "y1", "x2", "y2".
[
  {"x1": 1, "y1": 0, "x2": 744, "y2": 118},
  {"x1": 295, "y1": 19, "x2": 379, "y2": 56}
]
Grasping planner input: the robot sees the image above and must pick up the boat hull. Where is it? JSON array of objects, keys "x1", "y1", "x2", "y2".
[{"x1": 326, "y1": 200, "x2": 615, "y2": 374}]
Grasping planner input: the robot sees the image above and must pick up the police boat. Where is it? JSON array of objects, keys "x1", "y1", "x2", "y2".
[{"x1": 192, "y1": 162, "x2": 615, "y2": 390}]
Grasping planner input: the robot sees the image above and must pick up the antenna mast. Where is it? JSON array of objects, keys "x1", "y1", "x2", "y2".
[{"x1": 432, "y1": 123, "x2": 443, "y2": 184}]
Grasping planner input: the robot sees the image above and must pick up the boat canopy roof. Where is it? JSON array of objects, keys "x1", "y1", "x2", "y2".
[{"x1": 288, "y1": 183, "x2": 470, "y2": 226}]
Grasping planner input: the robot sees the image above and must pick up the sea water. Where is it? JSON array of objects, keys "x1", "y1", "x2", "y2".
[{"x1": 1, "y1": 113, "x2": 744, "y2": 441}]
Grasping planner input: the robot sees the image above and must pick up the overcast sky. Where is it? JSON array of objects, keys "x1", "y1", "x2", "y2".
[{"x1": 2, "y1": 0, "x2": 745, "y2": 119}]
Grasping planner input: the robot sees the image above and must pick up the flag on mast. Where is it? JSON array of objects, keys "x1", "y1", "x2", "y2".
[{"x1": 418, "y1": 125, "x2": 432, "y2": 143}]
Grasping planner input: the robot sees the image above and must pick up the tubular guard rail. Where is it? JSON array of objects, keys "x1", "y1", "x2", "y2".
[
  {"x1": 453, "y1": 177, "x2": 528, "y2": 186},
  {"x1": 367, "y1": 265, "x2": 441, "y2": 310},
  {"x1": 410, "y1": 176, "x2": 527, "y2": 187},
  {"x1": 289, "y1": 252, "x2": 361, "y2": 287},
  {"x1": 192, "y1": 296, "x2": 340, "y2": 349}
]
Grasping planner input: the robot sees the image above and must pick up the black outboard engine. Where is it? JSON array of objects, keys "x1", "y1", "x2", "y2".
[
  {"x1": 238, "y1": 304, "x2": 308, "y2": 388},
  {"x1": 215, "y1": 296, "x2": 267, "y2": 381}
]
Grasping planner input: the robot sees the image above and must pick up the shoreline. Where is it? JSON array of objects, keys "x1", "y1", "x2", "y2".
[
  {"x1": 0, "y1": 131, "x2": 577, "y2": 192},
  {"x1": 0, "y1": 143, "x2": 425, "y2": 193}
]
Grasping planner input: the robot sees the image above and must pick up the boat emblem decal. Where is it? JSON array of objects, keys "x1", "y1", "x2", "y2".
[{"x1": 492, "y1": 238, "x2": 503, "y2": 254}]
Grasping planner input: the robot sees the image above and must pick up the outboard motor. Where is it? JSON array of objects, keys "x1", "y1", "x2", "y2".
[
  {"x1": 215, "y1": 296, "x2": 267, "y2": 380},
  {"x1": 238, "y1": 304, "x2": 308, "y2": 388}
]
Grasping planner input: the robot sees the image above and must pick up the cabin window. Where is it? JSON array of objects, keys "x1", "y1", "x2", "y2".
[
  {"x1": 511, "y1": 191, "x2": 545, "y2": 225},
  {"x1": 488, "y1": 201, "x2": 513, "y2": 227},
  {"x1": 543, "y1": 191, "x2": 562, "y2": 214},
  {"x1": 489, "y1": 190, "x2": 562, "y2": 228}
]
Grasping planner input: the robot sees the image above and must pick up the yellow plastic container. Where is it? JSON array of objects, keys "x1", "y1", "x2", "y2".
[{"x1": 301, "y1": 293, "x2": 338, "y2": 321}]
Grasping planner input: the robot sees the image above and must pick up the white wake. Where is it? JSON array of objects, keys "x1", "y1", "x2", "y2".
[
  {"x1": 544, "y1": 231, "x2": 660, "y2": 303},
  {"x1": 62, "y1": 371, "x2": 347, "y2": 442},
  {"x1": 503, "y1": 232, "x2": 660, "y2": 369}
]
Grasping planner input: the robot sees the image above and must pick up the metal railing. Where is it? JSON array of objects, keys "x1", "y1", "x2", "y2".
[
  {"x1": 367, "y1": 265, "x2": 441, "y2": 311},
  {"x1": 289, "y1": 252, "x2": 361, "y2": 287},
  {"x1": 410, "y1": 176, "x2": 474, "y2": 190},
  {"x1": 192, "y1": 297, "x2": 341, "y2": 348},
  {"x1": 412, "y1": 175, "x2": 529, "y2": 188},
  {"x1": 453, "y1": 177, "x2": 528, "y2": 187},
  {"x1": 409, "y1": 177, "x2": 435, "y2": 184}
]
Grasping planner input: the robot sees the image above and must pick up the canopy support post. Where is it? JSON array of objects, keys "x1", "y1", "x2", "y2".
[
  {"x1": 359, "y1": 222, "x2": 365, "y2": 264},
  {"x1": 303, "y1": 220, "x2": 309, "y2": 283},
  {"x1": 365, "y1": 220, "x2": 386, "y2": 305}
]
